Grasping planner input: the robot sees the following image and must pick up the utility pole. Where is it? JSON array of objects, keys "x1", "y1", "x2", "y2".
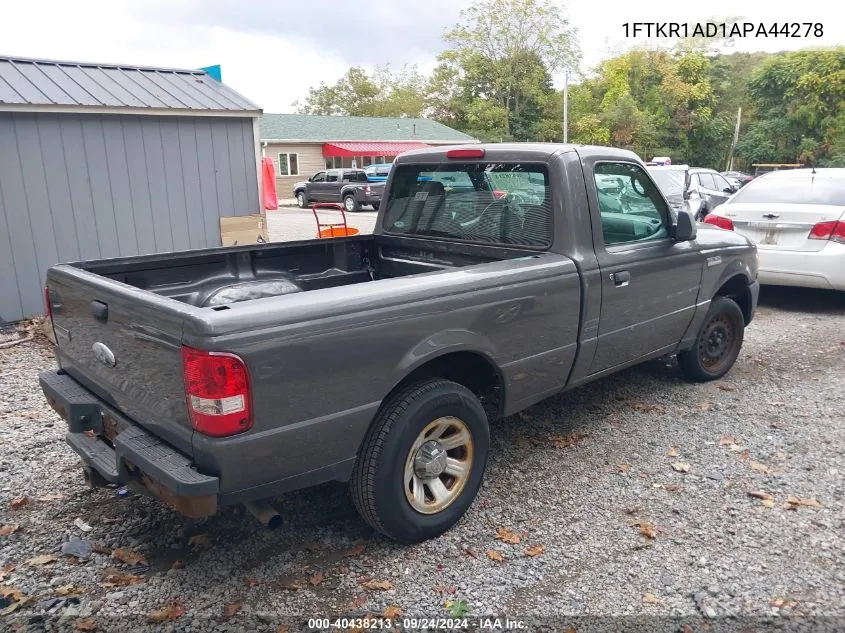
[
  {"x1": 563, "y1": 69, "x2": 569, "y2": 143},
  {"x1": 727, "y1": 106, "x2": 742, "y2": 171}
]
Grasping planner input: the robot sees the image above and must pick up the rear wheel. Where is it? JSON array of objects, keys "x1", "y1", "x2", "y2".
[
  {"x1": 296, "y1": 192, "x2": 307, "y2": 208},
  {"x1": 350, "y1": 379, "x2": 489, "y2": 543},
  {"x1": 344, "y1": 194, "x2": 360, "y2": 213},
  {"x1": 678, "y1": 296, "x2": 745, "y2": 382}
]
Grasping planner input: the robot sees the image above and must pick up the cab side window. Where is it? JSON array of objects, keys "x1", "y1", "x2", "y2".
[{"x1": 594, "y1": 163, "x2": 670, "y2": 246}]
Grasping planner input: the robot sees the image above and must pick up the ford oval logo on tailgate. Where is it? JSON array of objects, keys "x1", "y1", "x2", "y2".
[{"x1": 92, "y1": 342, "x2": 117, "y2": 367}]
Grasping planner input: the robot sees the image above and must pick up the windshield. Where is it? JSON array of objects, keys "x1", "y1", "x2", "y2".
[
  {"x1": 383, "y1": 162, "x2": 552, "y2": 247},
  {"x1": 648, "y1": 169, "x2": 686, "y2": 197},
  {"x1": 730, "y1": 173, "x2": 845, "y2": 205}
]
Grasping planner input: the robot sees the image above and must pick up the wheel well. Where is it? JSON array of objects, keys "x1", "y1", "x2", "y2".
[
  {"x1": 715, "y1": 275, "x2": 751, "y2": 324},
  {"x1": 395, "y1": 352, "x2": 505, "y2": 421}
]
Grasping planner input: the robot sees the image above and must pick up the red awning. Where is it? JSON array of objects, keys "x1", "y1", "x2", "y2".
[{"x1": 322, "y1": 141, "x2": 430, "y2": 157}]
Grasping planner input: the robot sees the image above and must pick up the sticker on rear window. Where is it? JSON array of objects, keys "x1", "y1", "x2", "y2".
[{"x1": 414, "y1": 191, "x2": 429, "y2": 201}]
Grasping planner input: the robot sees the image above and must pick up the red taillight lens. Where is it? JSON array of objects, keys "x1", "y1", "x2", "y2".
[
  {"x1": 809, "y1": 220, "x2": 845, "y2": 243},
  {"x1": 181, "y1": 346, "x2": 252, "y2": 437},
  {"x1": 704, "y1": 214, "x2": 734, "y2": 231},
  {"x1": 446, "y1": 148, "x2": 485, "y2": 159},
  {"x1": 365, "y1": 185, "x2": 371, "y2": 194},
  {"x1": 44, "y1": 286, "x2": 53, "y2": 320}
]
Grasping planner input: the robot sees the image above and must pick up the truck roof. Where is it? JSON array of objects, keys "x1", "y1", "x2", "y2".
[{"x1": 395, "y1": 143, "x2": 641, "y2": 163}]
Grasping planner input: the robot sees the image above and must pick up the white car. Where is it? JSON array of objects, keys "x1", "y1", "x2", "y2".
[{"x1": 703, "y1": 168, "x2": 845, "y2": 291}]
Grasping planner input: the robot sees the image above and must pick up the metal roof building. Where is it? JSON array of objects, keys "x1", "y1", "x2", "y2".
[{"x1": 0, "y1": 56, "x2": 262, "y2": 322}]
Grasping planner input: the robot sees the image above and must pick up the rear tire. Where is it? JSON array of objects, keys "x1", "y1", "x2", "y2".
[
  {"x1": 350, "y1": 379, "x2": 489, "y2": 543},
  {"x1": 296, "y1": 192, "x2": 307, "y2": 208},
  {"x1": 344, "y1": 194, "x2": 360, "y2": 213},
  {"x1": 372, "y1": 203, "x2": 380, "y2": 211},
  {"x1": 678, "y1": 296, "x2": 745, "y2": 382}
]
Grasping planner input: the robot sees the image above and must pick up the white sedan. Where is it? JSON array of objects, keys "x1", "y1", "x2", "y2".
[{"x1": 703, "y1": 168, "x2": 845, "y2": 291}]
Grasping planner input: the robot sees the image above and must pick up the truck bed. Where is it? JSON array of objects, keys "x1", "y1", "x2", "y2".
[{"x1": 77, "y1": 234, "x2": 538, "y2": 308}]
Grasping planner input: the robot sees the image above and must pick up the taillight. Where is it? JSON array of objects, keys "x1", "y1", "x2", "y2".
[
  {"x1": 704, "y1": 214, "x2": 734, "y2": 231},
  {"x1": 446, "y1": 148, "x2": 485, "y2": 159},
  {"x1": 365, "y1": 185, "x2": 371, "y2": 194},
  {"x1": 181, "y1": 346, "x2": 252, "y2": 437},
  {"x1": 809, "y1": 220, "x2": 845, "y2": 244},
  {"x1": 44, "y1": 286, "x2": 53, "y2": 321}
]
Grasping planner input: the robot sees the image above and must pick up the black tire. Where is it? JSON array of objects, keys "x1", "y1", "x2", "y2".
[
  {"x1": 678, "y1": 296, "x2": 745, "y2": 382},
  {"x1": 343, "y1": 194, "x2": 360, "y2": 213},
  {"x1": 372, "y1": 202, "x2": 380, "y2": 211},
  {"x1": 350, "y1": 379, "x2": 490, "y2": 543},
  {"x1": 296, "y1": 191, "x2": 307, "y2": 208}
]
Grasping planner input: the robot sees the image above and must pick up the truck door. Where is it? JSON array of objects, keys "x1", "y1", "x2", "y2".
[
  {"x1": 584, "y1": 160, "x2": 702, "y2": 374},
  {"x1": 324, "y1": 170, "x2": 342, "y2": 201}
]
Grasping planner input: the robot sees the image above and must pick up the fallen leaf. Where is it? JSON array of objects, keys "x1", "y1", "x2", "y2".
[
  {"x1": 75, "y1": 618, "x2": 97, "y2": 631},
  {"x1": 635, "y1": 522, "x2": 657, "y2": 539},
  {"x1": 27, "y1": 554, "x2": 58, "y2": 566},
  {"x1": 349, "y1": 595, "x2": 367, "y2": 610},
  {"x1": 495, "y1": 527, "x2": 521, "y2": 544},
  {"x1": 463, "y1": 547, "x2": 480, "y2": 559},
  {"x1": 738, "y1": 449, "x2": 751, "y2": 462},
  {"x1": 170, "y1": 560, "x2": 185, "y2": 570},
  {"x1": 666, "y1": 446, "x2": 679, "y2": 458},
  {"x1": 101, "y1": 571, "x2": 142, "y2": 587},
  {"x1": 112, "y1": 548, "x2": 149, "y2": 567},
  {"x1": 344, "y1": 542, "x2": 366, "y2": 557},
  {"x1": 486, "y1": 550, "x2": 505, "y2": 562},
  {"x1": 671, "y1": 462, "x2": 691, "y2": 473},
  {"x1": 786, "y1": 496, "x2": 822, "y2": 509},
  {"x1": 643, "y1": 592, "x2": 662, "y2": 604},
  {"x1": 0, "y1": 586, "x2": 25, "y2": 601},
  {"x1": 0, "y1": 524, "x2": 20, "y2": 536},
  {"x1": 729, "y1": 443, "x2": 746, "y2": 452},
  {"x1": 718, "y1": 384, "x2": 736, "y2": 392},
  {"x1": 362, "y1": 579, "x2": 393, "y2": 591},
  {"x1": 148, "y1": 602, "x2": 185, "y2": 623},
  {"x1": 309, "y1": 571, "x2": 326, "y2": 587},
  {"x1": 698, "y1": 403, "x2": 714, "y2": 411},
  {"x1": 761, "y1": 499, "x2": 775, "y2": 508},
  {"x1": 747, "y1": 491, "x2": 773, "y2": 501},
  {"x1": 618, "y1": 463, "x2": 631, "y2": 473},
  {"x1": 277, "y1": 626, "x2": 290, "y2": 633},
  {"x1": 188, "y1": 534, "x2": 212, "y2": 550},
  {"x1": 37, "y1": 493, "x2": 63, "y2": 501},
  {"x1": 749, "y1": 461, "x2": 770, "y2": 474},
  {"x1": 633, "y1": 402, "x2": 664, "y2": 413},
  {"x1": 10, "y1": 497, "x2": 28, "y2": 510},
  {"x1": 548, "y1": 431, "x2": 586, "y2": 448},
  {"x1": 718, "y1": 436, "x2": 737, "y2": 447},
  {"x1": 662, "y1": 483, "x2": 681, "y2": 492},
  {"x1": 279, "y1": 580, "x2": 303, "y2": 591},
  {"x1": 245, "y1": 577, "x2": 260, "y2": 588},
  {"x1": 771, "y1": 598, "x2": 786, "y2": 608},
  {"x1": 383, "y1": 605, "x2": 403, "y2": 618},
  {"x1": 74, "y1": 518, "x2": 93, "y2": 532},
  {"x1": 56, "y1": 584, "x2": 84, "y2": 596},
  {"x1": 221, "y1": 602, "x2": 241, "y2": 621},
  {"x1": 524, "y1": 545, "x2": 545, "y2": 557}
]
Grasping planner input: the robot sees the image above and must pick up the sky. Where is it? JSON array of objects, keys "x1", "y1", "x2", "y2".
[{"x1": 1, "y1": 0, "x2": 842, "y2": 113}]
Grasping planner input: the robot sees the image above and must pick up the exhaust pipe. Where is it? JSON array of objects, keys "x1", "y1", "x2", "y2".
[{"x1": 244, "y1": 500, "x2": 283, "y2": 530}]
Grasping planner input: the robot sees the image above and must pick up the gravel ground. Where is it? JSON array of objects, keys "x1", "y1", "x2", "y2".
[{"x1": 1, "y1": 286, "x2": 843, "y2": 632}]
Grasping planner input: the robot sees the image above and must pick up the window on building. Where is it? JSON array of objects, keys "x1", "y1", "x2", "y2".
[{"x1": 278, "y1": 153, "x2": 300, "y2": 176}]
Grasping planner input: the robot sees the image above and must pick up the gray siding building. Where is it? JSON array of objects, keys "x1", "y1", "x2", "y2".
[{"x1": 0, "y1": 56, "x2": 262, "y2": 322}]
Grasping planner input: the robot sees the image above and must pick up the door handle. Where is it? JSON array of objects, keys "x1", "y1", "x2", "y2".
[{"x1": 610, "y1": 270, "x2": 630, "y2": 287}]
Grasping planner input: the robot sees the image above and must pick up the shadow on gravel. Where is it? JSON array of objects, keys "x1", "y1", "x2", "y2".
[{"x1": 758, "y1": 285, "x2": 845, "y2": 314}]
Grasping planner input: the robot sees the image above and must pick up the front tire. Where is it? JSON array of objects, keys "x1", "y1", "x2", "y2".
[
  {"x1": 350, "y1": 379, "x2": 489, "y2": 543},
  {"x1": 344, "y1": 194, "x2": 360, "y2": 213},
  {"x1": 678, "y1": 296, "x2": 745, "y2": 382},
  {"x1": 296, "y1": 192, "x2": 307, "y2": 208}
]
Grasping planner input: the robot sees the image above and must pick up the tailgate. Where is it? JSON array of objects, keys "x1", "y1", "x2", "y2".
[
  {"x1": 724, "y1": 203, "x2": 845, "y2": 252},
  {"x1": 46, "y1": 265, "x2": 195, "y2": 456}
]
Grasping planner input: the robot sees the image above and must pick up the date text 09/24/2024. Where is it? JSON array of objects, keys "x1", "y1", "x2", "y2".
[
  {"x1": 307, "y1": 618, "x2": 527, "y2": 630},
  {"x1": 622, "y1": 22, "x2": 824, "y2": 38}
]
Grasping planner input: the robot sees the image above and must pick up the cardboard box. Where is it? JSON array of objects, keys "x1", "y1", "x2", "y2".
[{"x1": 220, "y1": 214, "x2": 269, "y2": 247}]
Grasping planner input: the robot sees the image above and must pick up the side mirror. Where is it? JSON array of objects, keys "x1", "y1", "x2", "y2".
[
  {"x1": 724, "y1": 186, "x2": 735, "y2": 194},
  {"x1": 674, "y1": 209, "x2": 697, "y2": 242}
]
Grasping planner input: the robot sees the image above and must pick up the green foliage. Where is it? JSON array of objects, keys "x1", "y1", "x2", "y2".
[{"x1": 445, "y1": 599, "x2": 471, "y2": 618}]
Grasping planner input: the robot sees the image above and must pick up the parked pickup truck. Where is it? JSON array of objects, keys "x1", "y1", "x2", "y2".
[
  {"x1": 293, "y1": 168, "x2": 383, "y2": 212},
  {"x1": 40, "y1": 144, "x2": 759, "y2": 543}
]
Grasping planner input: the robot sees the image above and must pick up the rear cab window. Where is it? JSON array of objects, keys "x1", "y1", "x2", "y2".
[{"x1": 383, "y1": 162, "x2": 552, "y2": 247}]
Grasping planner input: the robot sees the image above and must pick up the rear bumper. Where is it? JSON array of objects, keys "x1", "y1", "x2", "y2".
[
  {"x1": 39, "y1": 370, "x2": 219, "y2": 517},
  {"x1": 757, "y1": 242, "x2": 845, "y2": 291}
]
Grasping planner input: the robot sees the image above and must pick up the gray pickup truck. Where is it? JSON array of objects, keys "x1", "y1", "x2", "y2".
[
  {"x1": 40, "y1": 144, "x2": 759, "y2": 543},
  {"x1": 293, "y1": 168, "x2": 383, "y2": 212}
]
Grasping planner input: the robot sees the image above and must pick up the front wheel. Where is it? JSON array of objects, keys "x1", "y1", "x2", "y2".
[
  {"x1": 350, "y1": 379, "x2": 489, "y2": 543},
  {"x1": 678, "y1": 296, "x2": 745, "y2": 382},
  {"x1": 296, "y1": 192, "x2": 307, "y2": 208}
]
